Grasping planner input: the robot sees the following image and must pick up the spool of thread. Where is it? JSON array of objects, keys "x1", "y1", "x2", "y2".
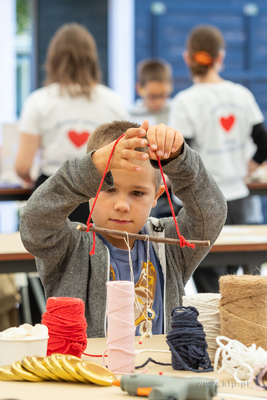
[
  {"x1": 42, "y1": 297, "x2": 87, "y2": 357},
  {"x1": 182, "y1": 293, "x2": 221, "y2": 363},
  {"x1": 105, "y1": 281, "x2": 135, "y2": 374},
  {"x1": 219, "y1": 275, "x2": 267, "y2": 349}
]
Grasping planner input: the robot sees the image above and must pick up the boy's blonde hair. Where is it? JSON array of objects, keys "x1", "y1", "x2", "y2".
[
  {"x1": 44, "y1": 23, "x2": 101, "y2": 98},
  {"x1": 137, "y1": 58, "x2": 173, "y2": 87},
  {"x1": 87, "y1": 121, "x2": 162, "y2": 190},
  {"x1": 187, "y1": 25, "x2": 225, "y2": 77}
]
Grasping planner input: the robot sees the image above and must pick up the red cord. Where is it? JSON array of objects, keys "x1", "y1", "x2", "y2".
[
  {"x1": 86, "y1": 134, "x2": 195, "y2": 253},
  {"x1": 86, "y1": 133, "x2": 126, "y2": 255},
  {"x1": 156, "y1": 155, "x2": 195, "y2": 249},
  {"x1": 83, "y1": 352, "x2": 108, "y2": 357}
]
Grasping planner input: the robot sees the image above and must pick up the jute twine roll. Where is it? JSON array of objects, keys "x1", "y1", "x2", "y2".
[
  {"x1": 219, "y1": 275, "x2": 267, "y2": 349},
  {"x1": 182, "y1": 293, "x2": 221, "y2": 363}
]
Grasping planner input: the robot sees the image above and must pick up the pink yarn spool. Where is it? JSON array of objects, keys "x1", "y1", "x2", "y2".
[{"x1": 105, "y1": 281, "x2": 135, "y2": 373}]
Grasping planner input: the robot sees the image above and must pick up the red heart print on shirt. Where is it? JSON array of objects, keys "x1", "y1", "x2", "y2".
[
  {"x1": 220, "y1": 115, "x2": 235, "y2": 132},
  {"x1": 68, "y1": 130, "x2": 90, "y2": 147}
]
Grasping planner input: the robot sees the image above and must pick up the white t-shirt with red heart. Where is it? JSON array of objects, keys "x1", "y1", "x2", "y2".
[
  {"x1": 19, "y1": 83, "x2": 130, "y2": 176},
  {"x1": 169, "y1": 80, "x2": 264, "y2": 201}
]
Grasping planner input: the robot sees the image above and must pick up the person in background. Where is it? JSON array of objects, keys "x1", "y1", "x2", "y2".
[
  {"x1": 169, "y1": 24, "x2": 267, "y2": 293},
  {"x1": 15, "y1": 23, "x2": 129, "y2": 225},
  {"x1": 129, "y1": 58, "x2": 173, "y2": 126},
  {"x1": 130, "y1": 58, "x2": 180, "y2": 217}
]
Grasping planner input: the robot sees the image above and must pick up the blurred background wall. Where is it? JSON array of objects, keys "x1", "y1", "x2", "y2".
[
  {"x1": 35, "y1": 0, "x2": 108, "y2": 88},
  {"x1": 2, "y1": 0, "x2": 267, "y2": 149},
  {"x1": 8, "y1": 0, "x2": 267, "y2": 124},
  {"x1": 135, "y1": 0, "x2": 267, "y2": 121}
]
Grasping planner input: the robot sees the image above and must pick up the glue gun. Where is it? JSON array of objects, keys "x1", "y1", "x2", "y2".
[{"x1": 113, "y1": 374, "x2": 217, "y2": 400}]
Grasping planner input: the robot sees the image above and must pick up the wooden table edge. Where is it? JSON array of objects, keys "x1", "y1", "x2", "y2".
[
  {"x1": 0, "y1": 253, "x2": 35, "y2": 261},
  {"x1": 210, "y1": 243, "x2": 267, "y2": 252}
]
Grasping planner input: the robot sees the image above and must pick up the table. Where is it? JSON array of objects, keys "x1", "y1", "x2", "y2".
[
  {"x1": 0, "y1": 335, "x2": 265, "y2": 400},
  {"x1": 0, "y1": 186, "x2": 32, "y2": 201},
  {"x1": 200, "y1": 225, "x2": 267, "y2": 273},
  {"x1": 0, "y1": 181, "x2": 263, "y2": 200},
  {"x1": 0, "y1": 232, "x2": 35, "y2": 274},
  {"x1": 0, "y1": 180, "x2": 264, "y2": 200},
  {"x1": 2, "y1": 226, "x2": 267, "y2": 275},
  {"x1": 246, "y1": 163, "x2": 267, "y2": 195},
  {"x1": 247, "y1": 181, "x2": 267, "y2": 196}
]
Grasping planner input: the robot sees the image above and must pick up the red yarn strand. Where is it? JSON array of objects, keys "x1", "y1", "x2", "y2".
[
  {"x1": 86, "y1": 133, "x2": 126, "y2": 255},
  {"x1": 156, "y1": 155, "x2": 195, "y2": 249},
  {"x1": 83, "y1": 352, "x2": 108, "y2": 357},
  {"x1": 86, "y1": 133, "x2": 195, "y2": 253}
]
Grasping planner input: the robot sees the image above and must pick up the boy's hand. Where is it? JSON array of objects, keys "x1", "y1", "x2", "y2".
[
  {"x1": 91, "y1": 120, "x2": 184, "y2": 176},
  {"x1": 146, "y1": 123, "x2": 184, "y2": 161},
  {"x1": 91, "y1": 125, "x2": 149, "y2": 175}
]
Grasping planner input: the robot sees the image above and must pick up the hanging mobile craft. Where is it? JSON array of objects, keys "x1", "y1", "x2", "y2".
[{"x1": 78, "y1": 132, "x2": 211, "y2": 344}]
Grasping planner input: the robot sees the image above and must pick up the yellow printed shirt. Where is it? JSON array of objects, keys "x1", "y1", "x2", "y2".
[{"x1": 97, "y1": 228, "x2": 164, "y2": 335}]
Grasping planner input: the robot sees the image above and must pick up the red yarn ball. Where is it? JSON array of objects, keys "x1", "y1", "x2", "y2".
[{"x1": 42, "y1": 297, "x2": 87, "y2": 357}]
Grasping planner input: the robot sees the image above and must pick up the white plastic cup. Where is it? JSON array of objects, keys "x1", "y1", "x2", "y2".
[{"x1": 0, "y1": 337, "x2": 48, "y2": 366}]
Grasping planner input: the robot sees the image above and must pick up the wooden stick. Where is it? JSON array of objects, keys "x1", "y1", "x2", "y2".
[{"x1": 76, "y1": 224, "x2": 210, "y2": 247}]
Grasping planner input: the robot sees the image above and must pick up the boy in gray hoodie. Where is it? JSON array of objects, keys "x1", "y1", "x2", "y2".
[{"x1": 20, "y1": 120, "x2": 227, "y2": 337}]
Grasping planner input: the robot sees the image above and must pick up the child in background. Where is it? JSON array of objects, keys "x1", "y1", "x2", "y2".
[
  {"x1": 130, "y1": 58, "x2": 179, "y2": 218},
  {"x1": 15, "y1": 23, "x2": 129, "y2": 225},
  {"x1": 20, "y1": 120, "x2": 226, "y2": 337},
  {"x1": 129, "y1": 59, "x2": 173, "y2": 126},
  {"x1": 169, "y1": 24, "x2": 267, "y2": 293}
]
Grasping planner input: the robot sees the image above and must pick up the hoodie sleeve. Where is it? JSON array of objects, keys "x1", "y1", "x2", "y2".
[
  {"x1": 156, "y1": 143, "x2": 227, "y2": 285},
  {"x1": 19, "y1": 151, "x2": 114, "y2": 278}
]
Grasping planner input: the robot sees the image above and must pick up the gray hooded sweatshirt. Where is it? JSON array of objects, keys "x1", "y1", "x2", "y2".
[{"x1": 20, "y1": 143, "x2": 227, "y2": 337}]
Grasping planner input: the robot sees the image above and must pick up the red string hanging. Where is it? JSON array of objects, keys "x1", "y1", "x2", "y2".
[
  {"x1": 156, "y1": 154, "x2": 195, "y2": 249},
  {"x1": 42, "y1": 297, "x2": 87, "y2": 357},
  {"x1": 83, "y1": 352, "x2": 108, "y2": 357},
  {"x1": 86, "y1": 134, "x2": 195, "y2": 254},
  {"x1": 86, "y1": 133, "x2": 126, "y2": 255}
]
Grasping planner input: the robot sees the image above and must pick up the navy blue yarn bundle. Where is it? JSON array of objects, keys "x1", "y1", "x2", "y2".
[{"x1": 166, "y1": 305, "x2": 213, "y2": 372}]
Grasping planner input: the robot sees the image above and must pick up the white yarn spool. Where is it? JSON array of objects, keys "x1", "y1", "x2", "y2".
[
  {"x1": 182, "y1": 293, "x2": 221, "y2": 362},
  {"x1": 106, "y1": 281, "x2": 135, "y2": 373}
]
